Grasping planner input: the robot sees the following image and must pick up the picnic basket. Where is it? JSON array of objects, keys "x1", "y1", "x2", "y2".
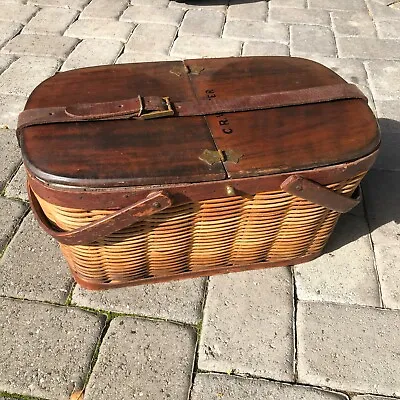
[{"x1": 17, "y1": 56, "x2": 380, "y2": 289}]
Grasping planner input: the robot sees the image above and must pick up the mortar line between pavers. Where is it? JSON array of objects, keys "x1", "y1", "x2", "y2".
[
  {"x1": 68, "y1": 301, "x2": 200, "y2": 329},
  {"x1": 187, "y1": 276, "x2": 210, "y2": 400},
  {"x1": 0, "y1": 204, "x2": 29, "y2": 259},
  {"x1": 78, "y1": 314, "x2": 112, "y2": 394},
  {"x1": 297, "y1": 297, "x2": 389, "y2": 311},
  {"x1": 290, "y1": 266, "x2": 299, "y2": 382},
  {"x1": 116, "y1": 1, "x2": 130, "y2": 21},
  {"x1": 0, "y1": 390, "x2": 50, "y2": 400},
  {"x1": 59, "y1": 10, "x2": 81, "y2": 37},
  {"x1": 329, "y1": 12, "x2": 340, "y2": 58},
  {"x1": 64, "y1": 281, "x2": 77, "y2": 305},
  {"x1": 219, "y1": 9, "x2": 227, "y2": 39},
  {"x1": 288, "y1": 25, "x2": 293, "y2": 57},
  {"x1": 195, "y1": 368, "x2": 351, "y2": 397},
  {"x1": 0, "y1": 159, "x2": 23, "y2": 196},
  {"x1": 167, "y1": 9, "x2": 188, "y2": 56},
  {"x1": 361, "y1": 184, "x2": 385, "y2": 308}
]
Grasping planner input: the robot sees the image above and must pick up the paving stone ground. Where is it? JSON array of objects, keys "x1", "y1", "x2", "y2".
[{"x1": 0, "y1": 0, "x2": 399, "y2": 399}]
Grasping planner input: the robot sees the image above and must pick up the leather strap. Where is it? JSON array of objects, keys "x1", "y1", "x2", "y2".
[
  {"x1": 28, "y1": 185, "x2": 173, "y2": 245},
  {"x1": 17, "y1": 83, "x2": 366, "y2": 138},
  {"x1": 281, "y1": 175, "x2": 361, "y2": 213}
]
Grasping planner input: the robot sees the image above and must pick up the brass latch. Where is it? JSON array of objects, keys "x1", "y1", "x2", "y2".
[
  {"x1": 138, "y1": 96, "x2": 174, "y2": 120},
  {"x1": 199, "y1": 149, "x2": 242, "y2": 166}
]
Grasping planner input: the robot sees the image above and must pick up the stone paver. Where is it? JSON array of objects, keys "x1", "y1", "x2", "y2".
[
  {"x1": 366, "y1": 0, "x2": 400, "y2": 21},
  {"x1": 65, "y1": 19, "x2": 134, "y2": 42},
  {"x1": 0, "y1": 3, "x2": 38, "y2": 24},
  {"x1": 337, "y1": 37, "x2": 400, "y2": 60},
  {"x1": 223, "y1": 20, "x2": 289, "y2": 44},
  {"x1": 0, "y1": 21, "x2": 22, "y2": 48},
  {"x1": 27, "y1": 0, "x2": 89, "y2": 10},
  {"x1": 0, "y1": 129, "x2": 21, "y2": 189},
  {"x1": 1, "y1": 33, "x2": 79, "y2": 59},
  {"x1": 0, "y1": 213, "x2": 73, "y2": 303},
  {"x1": 116, "y1": 52, "x2": 179, "y2": 63},
  {"x1": 22, "y1": 7, "x2": 78, "y2": 35},
  {"x1": 171, "y1": 36, "x2": 242, "y2": 58},
  {"x1": 308, "y1": 56, "x2": 368, "y2": 85},
  {"x1": 61, "y1": 38, "x2": 123, "y2": 71},
  {"x1": 309, "y1": 0, "x2": 367, "y2": 11},
  {"x1": 376, "y1": 20, "x2": 400, "y2": 40},
  {"x1": 198, "y1": 268, "x2": 294, "y2": 381},
  {"x1": 269, "y1": 0, "x2": 306, "y2": 8},
  {"x1": 269, "y1": 8, "x2": 331, "y2": 26},
  {"x1": 242, "y1": 41, "x2": 289, "y2": 56},
  {"x1": 169, "y1": 0, "x2": 227, "y2": 11},
  {"x1": 4, "y1": 163, "x2": 28, "y2": 201},
  {"x1": 227, "y1": 1, "x2": 268, "y2": 22},
  {"x1": 84, "y1": 317, "x2": 196, "y2": 400},
  {"x1": 0, "y1": 94, "x2": 26, "y2": 129},
  {"x1": 374, "y1": 100, "x2": 400, "y2": 171},
  {"x1": 331, "y1": 11, "x2": 377, "y2": 37},
  {"x1": 295, "y1": 214, "x2": 381, "y2": 307},
  {"x1": 121, "y1": 5, "x2": 185, "y2": 25},
  {"x1": 297, "y1": 301, "x2": 400, "y2": 396},
  {"x1": 72, "y1": 277, "x2": 205, "y2": 325},
  {"x1": 180, "y1": 10, "x2": 225, "y2": 37},
  {"x1": 0, "y1": 297, "x2": 105, "y2": 399},
  {"x1": 191, "y1": 373, "x2": 348, "y2": 400},
  {"x1": 363, "y1": 170, "x2": 400, "y2": 309},
  {"x1": 125, "y1": 23, "x2": 177, "y2": 55},
  {"x1": 0, "y1": 196, "x2": 25, "y2": 250},
  {"x1": 0, "y1": 56, "x2": 59, "y2": 96},
  {"x1": 365, "y1": 60, "x2": 400, "y2": 100},
  {"x1": 290, "y1": 25, "x2": 336, "y2": 57},
  {"x1": 80, "y1": 0, "x2": 129, "y2": 19}
]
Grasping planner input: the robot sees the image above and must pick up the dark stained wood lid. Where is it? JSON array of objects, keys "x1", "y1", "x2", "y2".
[{"x1": 20, "y1": 57, "x2": 379, "y2": 188}]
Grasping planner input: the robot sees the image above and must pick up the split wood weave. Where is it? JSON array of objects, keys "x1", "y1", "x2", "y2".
[{"x1": 33, "y1": 172, "x2": 364, "y2": 286}]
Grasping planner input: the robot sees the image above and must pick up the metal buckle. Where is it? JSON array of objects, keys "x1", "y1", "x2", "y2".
[{"x1": 138, "y1": 96, "x2": 174, "y2": 120}]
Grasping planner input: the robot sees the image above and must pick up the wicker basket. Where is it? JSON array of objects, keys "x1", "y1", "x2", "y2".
[{"x1": 18, "y1": 56, "x2": 380, "y2": 289}]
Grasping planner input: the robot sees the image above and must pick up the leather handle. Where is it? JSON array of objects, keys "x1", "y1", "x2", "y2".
[
  {"x1": 281, "y1": 175, "x2": 361, "y2": 213},
  {"x1": 28, "y1": 185, "x2": 173, "y2": 245}
]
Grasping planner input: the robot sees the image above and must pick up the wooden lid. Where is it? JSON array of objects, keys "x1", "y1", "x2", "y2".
[{"x1": 20, "y1": 57, "x2": 379, "y2": 188}]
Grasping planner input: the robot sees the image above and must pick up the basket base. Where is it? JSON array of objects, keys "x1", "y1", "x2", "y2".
[{"x1": 70, "y1": 252, "x2": 321, "y2": 290}]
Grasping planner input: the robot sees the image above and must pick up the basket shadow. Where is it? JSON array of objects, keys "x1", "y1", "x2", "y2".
[{"x1": 325, "y1": 117, "x2": 400, "y2": 253}]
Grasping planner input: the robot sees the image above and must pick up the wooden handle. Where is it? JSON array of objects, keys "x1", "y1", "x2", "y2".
[
  {"x1": 281, "y1": 175, "x2": 361, "y2": 213},
  {"x1": 28, "y1": 185, "x2": 173, "y2": 245}
]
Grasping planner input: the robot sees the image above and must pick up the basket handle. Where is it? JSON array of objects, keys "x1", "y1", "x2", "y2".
[
  {"x1": 281, "y1": 175, "x2": 361, "y2": 213},
  {"x1": 28, "y1": 185, "x2": 173, "y2": 245}
]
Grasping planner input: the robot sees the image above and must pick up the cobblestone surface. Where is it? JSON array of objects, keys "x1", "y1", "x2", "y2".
[
  {"x1": 297, "y1": 301, "x2": 400, "y2": 396},
  {"x1": 0, "y1": 297, "x2": 105, "y2": 399},
  {"x1": 198, "y1": 268, "x2": 294, "y2": 381},
  {"x1": 0, "y1": 0, "x2": 399, "y2": 398},
  {"x1": 84, "y1": 317, "x2": 196, "y2": 400}
]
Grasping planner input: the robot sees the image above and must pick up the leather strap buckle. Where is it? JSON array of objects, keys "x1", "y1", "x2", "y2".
[{"x1": 138, "y1": 96, "x2": 174, "y2": 120}]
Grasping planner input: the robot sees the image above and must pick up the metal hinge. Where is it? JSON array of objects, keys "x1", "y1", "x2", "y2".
[{"x1": 199, "y1": 149, "x2": 243, "y2": 166}]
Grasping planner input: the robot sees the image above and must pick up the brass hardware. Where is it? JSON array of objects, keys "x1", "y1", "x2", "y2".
[
  {"x1": 199, "y1": 149, "x2": 243, "y2": 166},
  {"x1": 226, "y1": 186, "x2": 236, "y2": 196},
  {"x1": 138, "y1": 97, "x2": 174, "y2": 120},
  {"x1": 199, "y1": 149, "x2": 222, "y2": 166},
  {"x1": 188, "y1": 66, "x2": 204, "y2": 75},
  {"x1": 224, "y1": 149, "x2": 243, "y2": 164}
]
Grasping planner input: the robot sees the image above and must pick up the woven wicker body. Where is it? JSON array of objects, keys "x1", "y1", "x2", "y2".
[{"x1": 34, "y1": 172, "x2": 364, "y2": 288}]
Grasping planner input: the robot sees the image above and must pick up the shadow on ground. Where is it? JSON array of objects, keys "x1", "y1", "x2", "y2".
[{"x1": 326, "y1": 117, "x2": 400, "y2": 253}]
